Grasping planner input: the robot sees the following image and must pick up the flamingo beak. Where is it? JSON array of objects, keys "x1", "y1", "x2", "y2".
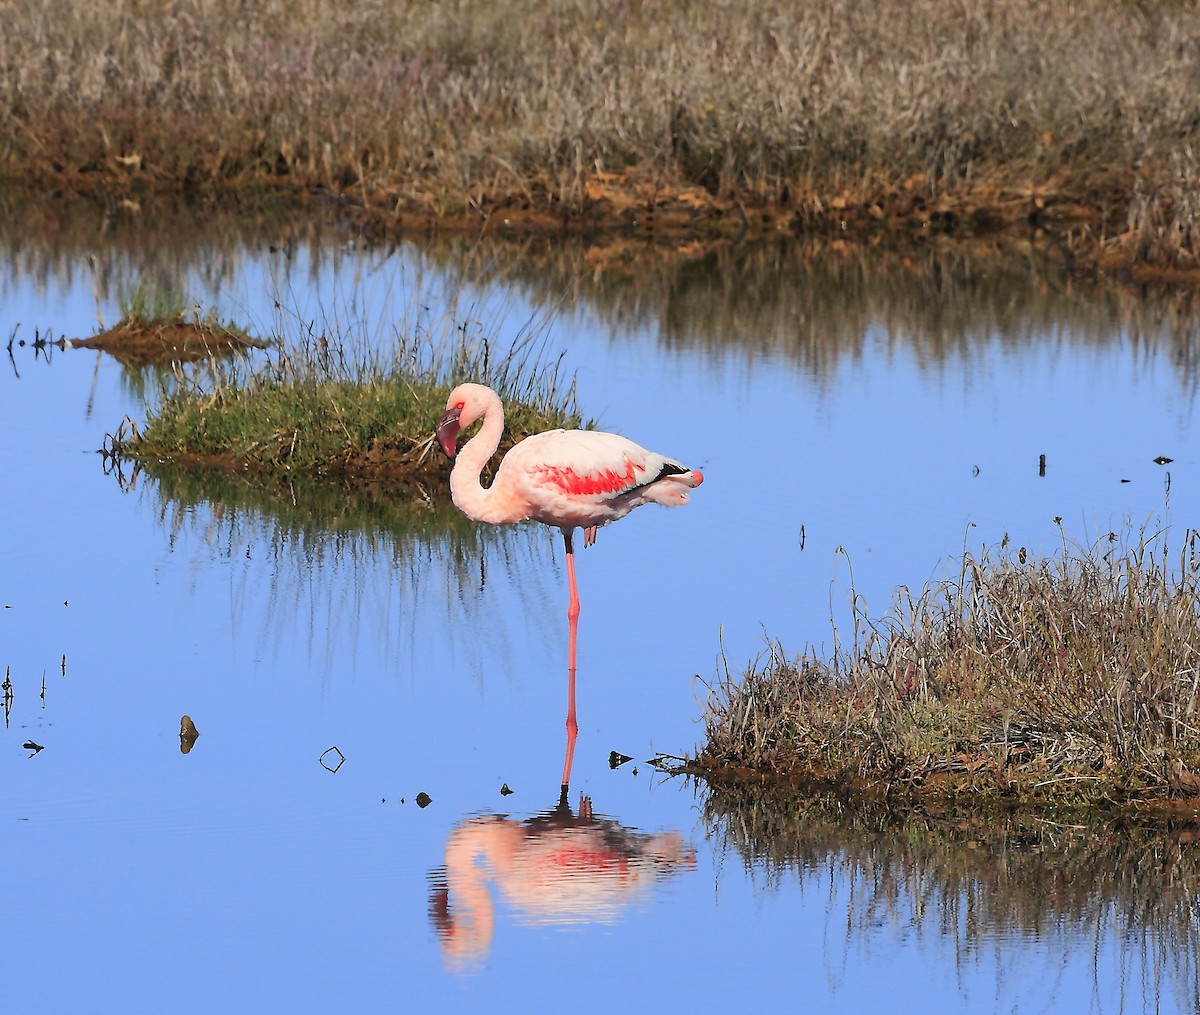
[{"x1": 436, "y1": 406, "x2": 462, "y2": 458}]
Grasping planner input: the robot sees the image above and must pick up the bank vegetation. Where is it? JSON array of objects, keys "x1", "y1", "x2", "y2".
[
  {"x1": 694, "y1": 528, "x2": 1200, "y2": 810},
  {"x1": 3, "y1": 1, "x2": 1200, "y2": 274},
  {"x1": 105, "y1": 309, "x2": 585, "y2": 491}
]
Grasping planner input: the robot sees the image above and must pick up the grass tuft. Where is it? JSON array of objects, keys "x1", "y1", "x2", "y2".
[
  {"x1": 695, "y1": 526, "x2": 1200, "y2": 807},
  {"x1": 110, "y1": 300, "x2": 586, "y2": 489}
]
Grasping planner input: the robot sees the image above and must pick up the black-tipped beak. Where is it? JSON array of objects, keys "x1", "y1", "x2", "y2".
[{"x1": 436, "y1": 406, "x2": 462, "y2": 459}]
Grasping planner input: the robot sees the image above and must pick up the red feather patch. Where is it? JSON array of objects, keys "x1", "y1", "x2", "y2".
[{"x1": 537, "y1": 459, "x2": 637, "y2": 496}]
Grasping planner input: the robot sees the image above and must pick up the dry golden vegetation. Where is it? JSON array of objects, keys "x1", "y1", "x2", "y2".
[
  {"x1": 3, "y1": 1, "x2": 1200, "y2": 270},
  {"x1": 694, "y1": 528, "x2": 1200, "y2": 808}
]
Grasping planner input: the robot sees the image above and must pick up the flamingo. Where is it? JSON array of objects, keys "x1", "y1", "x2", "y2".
[{"x1": 435, "y1": 382, "x2": 703, "y2": 785}]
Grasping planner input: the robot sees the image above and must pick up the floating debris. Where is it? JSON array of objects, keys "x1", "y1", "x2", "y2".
[
  {"x1": 1153, "y1": 456, "x2": 1174, "y2": 465},
  {"x1": 179, "y1": 715, "x2": 200, "y2": 754},
  {"x1": 608, "y1": 750, "x2": 634, "y2": 769},
  {"x1": 416, "y1": 792, "x2": 433, "y2": 808},
  {"x1": 500, "y1": 783, "x2": 514, "y2": 796},
  {"x1": 23, "y1": 740, "x2": 44, "y2": 757},
  {"x1": 1038, "y1": 453, "x2": 1046, "y2": 477},
  {"x1": 319, "y1": 746, "x2": 345, "y2": 773}
]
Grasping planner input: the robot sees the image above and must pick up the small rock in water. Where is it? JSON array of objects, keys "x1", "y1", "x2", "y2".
[{"x1": 179, "y1": 714, "x2": 200, "y2": 754}]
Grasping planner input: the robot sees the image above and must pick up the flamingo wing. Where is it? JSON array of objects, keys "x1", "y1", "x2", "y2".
[{"x1": 498, "y1": 430, "x2": 697, "y2": 532}]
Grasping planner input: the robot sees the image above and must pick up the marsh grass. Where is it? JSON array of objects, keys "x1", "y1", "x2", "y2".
[
  {"x1": 697, "y1": 527, "x2": 1200, "y2": 806},
  {"x1": 5, "y1": 1, "x2": 1200, "y2": 266},
  {"x1": 112, "y1": 297, "x2": 585, "y2": 486}
]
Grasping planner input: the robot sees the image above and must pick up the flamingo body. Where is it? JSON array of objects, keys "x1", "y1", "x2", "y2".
[{"x1": 436, "y1": 383, "x2": 702, "y2": 542}]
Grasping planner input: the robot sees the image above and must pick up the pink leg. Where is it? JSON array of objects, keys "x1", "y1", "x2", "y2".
[{"x1": 560, "y1": 529, "x2": 580, "y2": 788}]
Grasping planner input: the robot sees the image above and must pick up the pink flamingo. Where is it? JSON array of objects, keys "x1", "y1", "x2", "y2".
[{"x1": 436, "y1": 382, "x2": 703, "y2": 786}]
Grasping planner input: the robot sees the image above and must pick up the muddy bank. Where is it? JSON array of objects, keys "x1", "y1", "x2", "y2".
[
  {"x1": 683, "y1": 758, "x2": 1200, "y2": 824},
  {"x1": 70, "y1": 319, "x2": 267, "y2": 369}
]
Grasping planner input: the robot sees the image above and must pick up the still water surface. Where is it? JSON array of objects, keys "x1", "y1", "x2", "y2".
[{"x1": 1, "y1": 206, "x2": 1199, "y2": 1012}]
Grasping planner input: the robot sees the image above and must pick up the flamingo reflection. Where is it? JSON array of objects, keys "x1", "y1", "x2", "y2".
[{"x1": 430, "y1": 786, "x2": 696, "y2": 970}]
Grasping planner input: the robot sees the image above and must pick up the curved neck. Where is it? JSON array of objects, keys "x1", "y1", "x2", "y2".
[{"x1": 450, "y1": 403, "x2": 521, "y2": 525}]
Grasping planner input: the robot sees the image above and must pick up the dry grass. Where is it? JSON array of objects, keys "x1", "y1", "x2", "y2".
[
  {"x1": 3, "y1": 1, "x2": 1200, "y2": 264},
  {"x1": 696, "y1": 526, "x2": 1200, "y2": 806}
]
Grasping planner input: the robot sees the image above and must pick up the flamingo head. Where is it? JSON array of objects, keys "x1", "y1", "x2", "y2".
[
  {"x1": 436, "y1": 383, "x2": 494, "y2": 458},
  {"x1": 436, "y1": 403, "x2": 462, "y2": 458}
]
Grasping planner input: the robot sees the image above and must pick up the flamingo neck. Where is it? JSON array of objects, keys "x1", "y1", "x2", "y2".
[{"x1": 449, "y1": 400, "x2": 518, "y2": 525}]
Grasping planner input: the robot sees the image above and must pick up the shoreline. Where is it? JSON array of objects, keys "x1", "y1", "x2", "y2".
[{"x1": 26, "y1": 171, "x2": 1195, "y2": 288}]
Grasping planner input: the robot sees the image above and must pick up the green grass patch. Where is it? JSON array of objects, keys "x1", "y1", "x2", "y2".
[
  {"x1": 694, "y1": 526, "x2": 1200, "y2": 808},
  {"x1": 108, "y1": 303, "x2": 587, "y2": 489}
]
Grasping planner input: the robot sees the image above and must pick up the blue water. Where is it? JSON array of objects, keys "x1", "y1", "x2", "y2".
[{"x1": 1, "y1": 212, "x2": 1198, "y2": 1013}]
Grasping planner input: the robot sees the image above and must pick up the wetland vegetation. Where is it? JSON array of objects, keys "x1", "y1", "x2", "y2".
[
  {"x1": 106, "y1": 311, "x2": 585, "y2": 492},
  {"x1": 693, "y1": 528, "x2": 1200, "y2": 811},
  {"x1": 68, "y1": 285, "x2": 266, "y2": 368},
  {"x1": 4, "y1": 0, "x2": 1200, "y2": 276}
]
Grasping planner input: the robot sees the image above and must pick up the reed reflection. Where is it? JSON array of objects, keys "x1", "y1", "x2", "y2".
[
  {"x1": 5, "y1": 197, "x2": 1200, "y2": 391},
  {"x1": 106, "y1": 458, "x2": 561, "y2": 679},
  {"x1": 430, "y1": 784, "x2": 695, "y2": 972},
  {"x1": 702, "y1": 780, "x2": 1200, "y2": 1012}
]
